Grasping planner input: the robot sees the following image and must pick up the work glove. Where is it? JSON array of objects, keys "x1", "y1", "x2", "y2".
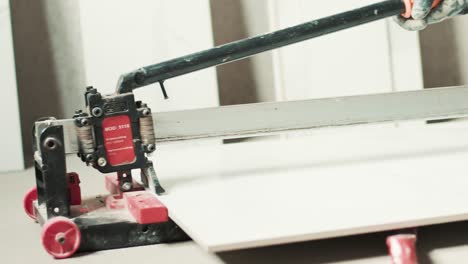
[{"x1": 396, "y1": 0, "x2": 468, "y2": 30}]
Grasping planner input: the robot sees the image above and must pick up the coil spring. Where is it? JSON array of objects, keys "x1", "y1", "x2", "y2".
[
  {"x1": 76, "y1": 125, "x2": 95, "y2": 154},
  {"x1": 140, "y1": 115, "x2": 156, "y2": 146}
]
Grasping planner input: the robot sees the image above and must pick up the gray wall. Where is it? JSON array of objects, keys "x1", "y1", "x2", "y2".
[
  {"x1": 209, "y1": 0, "x2": 258, "y2": 106},
  {"x1": 210, "y1": 0, "x2": 278, "y2": 104},
  {"x1": 420, "y1": 15, "x2": 468, "y2": 88},
  {"x1": 10, "y1": 0, "x2": 86, "y2": 164}
]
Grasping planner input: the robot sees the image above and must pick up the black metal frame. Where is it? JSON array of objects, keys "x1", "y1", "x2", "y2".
[
  {"x1": 33, "y1": 122, "x2": 188, "y2": 253},
  {"x1": 78, "y1": 87, "x2": 149, "y2": 173},
  {"x1": 75, "y1": 215, "x2": 188, "y2": 252},
  {"x1": 34, "y1": 125, "x2": 70, "y2": 219},
  {"x1": 73, "y1": 87, "x2": 164, "y2": 194}
]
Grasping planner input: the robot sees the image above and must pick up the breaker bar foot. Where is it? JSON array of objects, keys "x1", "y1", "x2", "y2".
[
  {"x1": 387, "y1": 232, "x2": 418, "y2": 264},
  {"x1": 30, "y1": 174, "x2": 189, "y2": 258}
]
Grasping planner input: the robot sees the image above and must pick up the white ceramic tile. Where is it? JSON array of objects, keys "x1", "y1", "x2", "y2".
[{"x1": 155, "y1": 125, "x2": 468, "y2": 252}]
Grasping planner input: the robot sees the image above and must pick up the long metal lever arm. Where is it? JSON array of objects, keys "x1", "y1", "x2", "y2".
[{"x1": 116, "y1": 0, "x2": 405, "y2": 94}]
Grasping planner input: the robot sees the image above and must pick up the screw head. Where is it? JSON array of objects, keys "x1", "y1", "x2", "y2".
[
  {"x1": 91, "y1": 107, "x2": 103, "y2": 117},
  {"x1": 85, "y1": 154, "x2": 94, "y2": 162},
  {"x1": 121, "y1": 182, "x2": 132, "y2": 191},
  {"x1": 97, "y1": 157, "x2": 107, "y2": 167},
  {"x1": 80, "y1": 118, "x2": 90, "y2": 126},
  {"x1": 147, "y1": 144, "x2": 155, "y2": 152}
]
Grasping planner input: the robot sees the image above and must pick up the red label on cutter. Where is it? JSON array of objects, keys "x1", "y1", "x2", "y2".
[{"x1": 102, "y1": 115, "x2": 136, "y2": 166}]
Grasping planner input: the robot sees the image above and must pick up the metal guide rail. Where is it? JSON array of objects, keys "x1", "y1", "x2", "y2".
[{"x1": 36, "y1": 85, "x2": 468, "y2": 154}]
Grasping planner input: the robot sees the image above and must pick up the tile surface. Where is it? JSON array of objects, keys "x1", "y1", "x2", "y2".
[{"x1": 155, "y1": 126, "x2": 468, "y2": 252}]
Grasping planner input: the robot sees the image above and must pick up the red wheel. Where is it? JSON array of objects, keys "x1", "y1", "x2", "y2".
[
  {"x1": 41, "y1": 217, "x2": 81, "y2": 259},
  {"x1": 23, "y1": 187, "x2": 38, "y2": 220}
]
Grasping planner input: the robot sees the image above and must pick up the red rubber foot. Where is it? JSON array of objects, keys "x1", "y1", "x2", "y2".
[
  {"x1": 124, "y1": 191, "x2": 169, "y2": 224},
  {"x1": 387, "y1": 234, "x2": 418, "y2": 264},
  {"x1": 41, "y1": 217, "x2": 81, "y2": 259},
  {"x1": 23, "y1": 187, "x2": 38, "y2": 220}
]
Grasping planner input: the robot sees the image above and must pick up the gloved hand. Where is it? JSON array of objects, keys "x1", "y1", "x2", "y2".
[{"x1": 396, "y1": 0, "x2": 468, "y2": 30}]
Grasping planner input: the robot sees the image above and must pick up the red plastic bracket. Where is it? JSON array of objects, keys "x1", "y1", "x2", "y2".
[
  {"x1": 102, "y1": 115, "x2": 136, "y2": 166},
  {"x1": 67, "y1": 172, "x2": 82, "y2": 205},
  {"x1": 124, "y1": 191, "x2": 168, "y2": 224},
  {"x1": 387, "y1": 234, "x2": 418, "y2": 264}
]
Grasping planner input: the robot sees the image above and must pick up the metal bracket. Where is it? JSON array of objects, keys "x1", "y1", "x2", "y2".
[{"x1": 35, "y1": 125, "x2": 70, "y2": 219}]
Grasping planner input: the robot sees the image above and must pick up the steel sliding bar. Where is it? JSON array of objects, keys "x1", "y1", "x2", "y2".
[{"x1": 36, "y1": 86, "x2": 468, "y2": 154}]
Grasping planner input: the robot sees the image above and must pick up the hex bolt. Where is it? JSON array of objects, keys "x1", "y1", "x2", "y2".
[
  {"x1": 121, "y1": 182, "x2": 132, "y2": 191},
  {"x1": 97, "y1": 157, "x2": 107, "y2": 167},
  {"x1": 92, "y1": 107, "x2": 103, "y2": 117}
]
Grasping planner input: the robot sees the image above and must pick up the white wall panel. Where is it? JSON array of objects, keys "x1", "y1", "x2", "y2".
[
  {"x1": 0, "y1": 0, "x2": 24, "y2": 171},
  {"x1": 238, "y1": 0, "x2": 423, "y2": 102},
  {"x1": 79, "y1": 0, "x2": 219, "y2": 112},
  {"x1": 273, "y1": 0, "x2": 422, "y2": 100}
]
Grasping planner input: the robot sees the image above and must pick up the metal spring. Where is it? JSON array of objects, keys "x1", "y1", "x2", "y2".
[
  {"x1": 140, "y1": 115, "x2": 156, "y2": 146},
  {"x1": 76, "y1": 125, "x2": 95, "y2": 154}
]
